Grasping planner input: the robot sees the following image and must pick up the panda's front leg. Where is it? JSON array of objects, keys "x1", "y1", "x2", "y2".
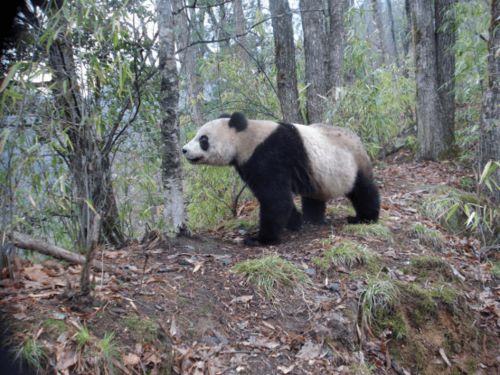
[{"x1": 244, "y1": 189, "x2": 293, "y2": 246}]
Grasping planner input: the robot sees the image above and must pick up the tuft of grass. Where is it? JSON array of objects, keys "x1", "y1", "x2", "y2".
[
  {"x1": 231, "y1": 255, "x2": 309, "y2": 298},
  {"x1": 97, "y1": 332, "x2": 119, "y2": 373},
  {"x1": 491, "y1": 262, "x2": 500, "y2": 279},
  {"x1": 123, "y1": 315, "x2": 159, "y2": 343},
  {"x1": 343, "y1": 222, "x2": 392, "y2": 240},
  {"x1": 409, "y1": 255, "x2": 454, "y2": 280},
  {"x1": 313, "y1": 240, "x2": 373, "y2": 270},
  {"x1": 75, "y1": 325, "x2": 91, "y2": 348},
  {"x1": 18, "y1": 337, "x2": 44, "y2": 370},
  {"x1": 326, "y1": 204, "x2": 356, "y2": 218},
  {"x1": 409, "y1": 223, "x2": 445, "y2": 250},
  {"x1": 42, "y1": 319, "x2": 67, "y2": 335},
  {"x1": 430, "y1": 284, "x2": 459, "y2": 306},
  {"x1": 360, "y1": 278, "x2": 400, "y2": 328},
  {"x1": 399, "y1": 283, "x2": 437, "y2": 325}
]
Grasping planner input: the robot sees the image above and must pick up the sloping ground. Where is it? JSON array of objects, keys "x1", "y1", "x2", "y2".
[{"x1": 0, "y1": 155, "x2": 499, "y2": 374}]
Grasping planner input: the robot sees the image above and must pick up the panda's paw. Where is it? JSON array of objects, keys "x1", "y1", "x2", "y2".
[{"x1": 243, "y1": 236, "x2": 280, "y2": 247}]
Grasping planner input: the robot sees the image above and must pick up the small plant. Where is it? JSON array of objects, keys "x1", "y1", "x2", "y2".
[
  {"x1": 313, "y1": 240, "x2": 373, "y2": 270},
  {"x1": 123, "y1": 315, "x2": 159, "y2": 343},
  {"x1": 409, "y1": 223, "x2": 445, "y2": 250},
  {"x1": 360, "y1": 278, "x2": 400, "y2": 328},
  {"x1": 42, "y1": 318, "x2": 67, "y2": 335},
  {"x1": 75, "y1": 325, "x2": 91, "y2": 348},
  {"x1": 18, "y1": 337, "x2": 44, "y2": 370},
  {"x1": 409, "y1": 255, "x2": 454, "y2": 280},
  {"x1": 231, "y1": 255, "x2": 309, "y2": 298},
  {"x1": 430, "y1": 284, "x2": 459, "y2": 306},
  {"x1": 491, "y1": 262, "x2": 500, "y2": 279},
  {"x1": 97, "y1": 332, "x2": 119, "y2": 373},
  {"x1": 343, "y1": 222, "x2": 392, "y2": 240}
]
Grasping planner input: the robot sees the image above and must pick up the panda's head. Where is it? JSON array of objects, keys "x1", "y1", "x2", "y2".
[{"x1": 182, "y1": 112, "x2": 248, "y2": 166}]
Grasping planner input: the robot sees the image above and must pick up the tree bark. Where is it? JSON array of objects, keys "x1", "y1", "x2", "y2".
[
  {"x1": 479, "y1": 0, "x2": 500, "y2": 203},
  {"x1": 174, "y1": 0, "x2": 205, "y2": 127},
  {"x1": 269, "y1": 0, "x2": 303, "y2": 123},
  {"x1": 48, "y1": 31, "x2": 125, "y2": 250},
  {"x1": 299, "y1": 0, "x2": 328, "y2": 123},
  {"x1": 371, "y1": 0, "x2": 388, "y2": 64},
  {"x1": 8, "y1": 231, "x2": 114, "y2": 273},
  {"x1": 233, "y1": 0, "x2": 248, "y2": 62},
  {"x1": 157, "y1": 0, "x2": 187, "y2": 235},
  {"x1": 435, "y1": 0, "x2": 456, "y2": 146},
  {"x1": 402, "y1": 0, "x2": 411, "y2": 57},
  {"x1": 327, "y1": 0, "x2": 348, "y2": 102},
  {"x1": 411, "y1": 0, "x2": 448, "y2": 160},
  {"x1": 386, "y1": 0, "x2": 400, "y2": 67}
]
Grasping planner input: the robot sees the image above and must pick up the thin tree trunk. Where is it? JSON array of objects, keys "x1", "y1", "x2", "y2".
[
  {"x1": 386, "y1": 0, "x2": 400, "y2": 67},
  {"x1": 411, "y1": 0, "x2": 447, "y2": 160},
  {"x1": 435, "y1": 0, "x2": 456, "y2": 146},
  {"x1": 403, "y1": 0, "x2": 411, "y2": 57},
  {"x1": 174, "y1": 0, "x2": 205, "y2": 127},
  {"x1": 299, "y1": 0, "x2": 328, "y2": 123},
  {"x1": 157, "y1": 0, "x2": 187, "y2": 235},
  {"x1": 233, "y1": 0, "x2": 248, "y2": 62},
  {"x1": 327, "y1": 0, "x2": 348, "y2": 101},
  {"x1": 371, "y1": 0, "x2": 388, "y2": 64},
  {"x1": 269, "y1": 0, "x2": 302, "y2": 123},
  {"x1": 479, "y1": 0, "x2": 500, "y2": 203}
]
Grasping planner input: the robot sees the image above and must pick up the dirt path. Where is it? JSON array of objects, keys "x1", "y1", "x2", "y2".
[{"x1": 1, "y1": 156, "x2": 498, "y2": 374}]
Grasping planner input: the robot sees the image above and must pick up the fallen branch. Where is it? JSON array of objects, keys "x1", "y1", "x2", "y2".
[{"x1": 7, "y1": 231, "x2": 115, "y2": 273}]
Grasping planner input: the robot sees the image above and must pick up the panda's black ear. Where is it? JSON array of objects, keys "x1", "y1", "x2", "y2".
[
  {"x1": 218, "y1": 113, "x2": 231, "y2": 119},
  {"x1": 228, "y1": 112, "x2": 248, "y2": 132}
]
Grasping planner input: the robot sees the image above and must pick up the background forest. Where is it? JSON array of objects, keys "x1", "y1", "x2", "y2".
[{"x1": 0, "y1": 1, "x2": 499, "y2": 374}]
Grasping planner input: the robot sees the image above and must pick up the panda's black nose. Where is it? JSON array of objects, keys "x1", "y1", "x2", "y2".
[{"x1": 182, "y1": 147, "x2": 187, "y2": 154}]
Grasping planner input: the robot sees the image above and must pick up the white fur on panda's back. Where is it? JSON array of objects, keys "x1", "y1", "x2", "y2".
[{"x1": 294, "y1": 124, "x2": 358, "y2": 200}]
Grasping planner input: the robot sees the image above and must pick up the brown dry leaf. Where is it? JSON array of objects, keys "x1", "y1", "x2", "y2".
[
  {"x1": 230, "y1": 295, "x2": 253, "y2": 304},
  {"x1": 55, "y1": 346, "x2": 78, "y2": 371},
  {"x1": 143, "y1": 351, "x2": 162, "y2": 365},
  {"x1": 170, "y1": 315, "x2": 180, "y2": 339},
  {"x1": 296, "y1": 340, "x2": 322, "y2": 360},
  {"x1": 123, "y1": 352, "x2": 141, "y2": 366},
  {"x1": 277, "y1": 364, "x2": 295, "y2": 374},
  {"x1": 242, "y1": 337, "x2": 280, "y2": 350},
  {"x1": 192, "y1": 262, "x2": 203, "y2": 273},
  {"x1": 24, "y1": 265, "x2": 50, "y2": 284}
]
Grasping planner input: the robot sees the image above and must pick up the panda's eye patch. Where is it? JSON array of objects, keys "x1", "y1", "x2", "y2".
[{"x1": 199, "y1": 135, "x2": 209, "y2": 151}]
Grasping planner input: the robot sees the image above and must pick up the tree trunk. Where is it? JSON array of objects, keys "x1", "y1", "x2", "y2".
[
  {"x1": 233, "y1": 0, "x2": 248, "y2": 62},
  {"x1": 411, "y1": 0, "x2": 448, "y2": 160},
  {"x1": 157, "y1": 0, "x2": 187, "y2": 235},
  {"x1": 299, "y1": 0, "x2": 328, "y2": 123},
  {"x1": 174, "y1": 0, "x2": 205, "y2": 127},
  {"x1": 371, "y1": 0, "x2": 388, "y2": 64},
  {"x1": 269, "y1": 0, "x2": 303, "y2": 123},
  {"x1": 402, "y1": 0, "x2": 411, "y2": 57},
  {"x1": 435, "y1": 0, "x2": 456, "y2": 146},
  {"x1": 479, "y1": 0, "x2": 500, "y2": 203},
  {"x1": 48, "y1": 35, "x2": 124, "y2": 250},
  {"x1": 327, "y1": 0, "x2": 348, "y2": 102},
  {"x1": 386, "y1": 0, "x2": 400, "y2": 67}
]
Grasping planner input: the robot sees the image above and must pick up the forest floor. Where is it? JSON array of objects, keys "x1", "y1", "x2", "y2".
[{"x1": 0, "y1": 151, "x2": 499, "y2": 375}]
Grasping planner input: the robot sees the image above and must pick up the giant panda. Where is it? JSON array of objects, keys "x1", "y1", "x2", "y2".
[{"x1": 182, "y1": 112, "x2": 380, "y2": 246}]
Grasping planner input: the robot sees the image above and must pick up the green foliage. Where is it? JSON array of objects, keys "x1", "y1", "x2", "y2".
[
  {"x1": 97, "y1": 332, "x2": 119, "y2": 373},
  {"x1": 421, "y1": 186, "x2": 498, "y2": 244},
  {"x1": 360, "y1": 278, "x2": 400, "y2": 328},
  {"x1": 42, "y1": 319, "x2": 67, "y2": 335},
  {"x1": 343, "y1": 222, "x2": 393, "y2": 240},
  {"x1": 76, "y1": 325, "x2": 91, "y2": 348},
  {"x1": 231, "y1": 255, "x2": 309, "y2": 298},
  {"x1": 313, "y1": 240, "x2": 373, "y2": 270},
  {"x1": 409, "y1": 223, "x2": 445, "y2": 250},
  {"x1": 18, "y1": 337, "x2": 45, "y2": 370},
  {"x1": 490, "y1": 262, "x2": 500, "y2": 279},
  {"x1": 409, "y1": 255, "x2": 454, "y2": 281},
  {"x1": 123, "y1": 315, "x2": 159, "y2": 343}
]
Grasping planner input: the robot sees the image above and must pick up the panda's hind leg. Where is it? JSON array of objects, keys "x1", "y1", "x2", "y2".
[
  {"x1": 286, "y1": 206, "x2": 303, "y2": 231},
  {"x1": 346, "y1": 171, "x2": 380, "y2": 223},
  {"x1": 302, "y1": 197, "x2": 326, "y2": 224}
]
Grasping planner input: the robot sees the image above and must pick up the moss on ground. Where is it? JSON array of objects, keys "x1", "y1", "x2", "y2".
[
  {"x1": 409, "y1": 223, "x2": 445, "y2": 250},
  {"x1": 343, "y1": 222, "x2": 393, "y2": 240}
]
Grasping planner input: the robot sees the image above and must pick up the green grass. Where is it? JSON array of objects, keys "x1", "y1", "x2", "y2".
[
  {"x1": 491, "y1": 261, "x2": 500, "y2": 279},
  {"x1": 231, "y1": 255, "x2": 309, "y2": 298},
  {"x1": 123, "y1": 315, "x2": 159, "y2": 343},
  {"x1": 313, "y1": 240, "x2": 373, "y2": 270},
  {"x1": 75, "y1": 325, "x2": 91, "y2": 348},
  {"x1": 409, "y1": 223, "x2": 445, "y2": 250},
  {"x1": 326, "y1": 204, "x2": 356, "y2": 218},
  {"x1": 18, "y1": 337, "x2": 44, "y2": 370},
  {"x1": 343, "y1": 222, "x2": 392, "y2": 240},
  {"x1": 42, "y1": 318, "x2": 67, "y2": 335},
  {"x1": 360, "y1": 278, "x2": 400, "y2": 328},
  {"x1": 97, "y1": 332, "x2": 119, "y2": 373},
  {"x1": 409, "y1": 255, "x2": 454, "y2": 280}
]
